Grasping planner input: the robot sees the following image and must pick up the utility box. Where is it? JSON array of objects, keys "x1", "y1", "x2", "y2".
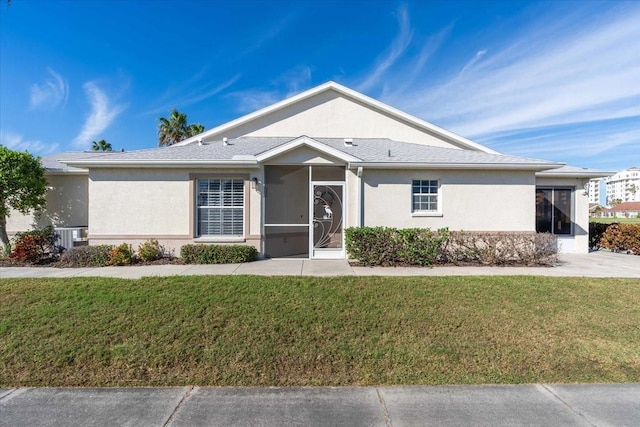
[{"x1": 54, "y1": 227, "x2": 87, "y2": 250}]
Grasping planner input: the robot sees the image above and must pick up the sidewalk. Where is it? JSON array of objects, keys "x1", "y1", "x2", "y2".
[
  {"x1": 1, "y1": 383, "x2": 638, "y2": 426},
  {"x1": 1, "y1": 251, "x2": 639, "y2": 279}
]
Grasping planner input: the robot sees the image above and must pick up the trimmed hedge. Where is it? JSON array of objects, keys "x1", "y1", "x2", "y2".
[
  {"x1": 180, "y1": 244, "x2": 258, "y2": 264},
  {"x1": 599, "y1": 223, "x2": 640, "y2": 254},
  {"x1": 346, "y1": 227, "x2": 558, "y2": 266},
  {"x1": 60, "y1": 245, "x2": 114, "y2": 267},
  {"x1": 345, "y1": 227, "x2": 449, "y2": 266}
]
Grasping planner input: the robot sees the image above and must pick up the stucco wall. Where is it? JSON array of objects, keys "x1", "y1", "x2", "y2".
[
  {"x1": 88, "y1": 167, "x2": 261, "y2": 254},
  {"x1": 362, "y1": 169, "x2": 536, "y2": 231},
  {"x1": 89, "y1": 169, "x2": 191, "y2": 236},
  {"x1": 6, "y1": 173, "x2": 88, "y2": 236},
  {"x1": 212, "y1": 91, "x2": 467, "y2": 150},
  {"x1": 536, "y1": 176, "x2": 589, "y2": 253}
]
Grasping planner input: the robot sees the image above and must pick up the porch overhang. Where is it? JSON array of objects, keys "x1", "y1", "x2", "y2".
[{"x1": 256, "y1": 136, "x2": 361, "y2": 163}]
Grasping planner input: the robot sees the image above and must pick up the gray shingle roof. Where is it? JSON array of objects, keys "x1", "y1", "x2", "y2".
[
  {"x1": 41, "y1": 151, "x2": 112, "y2": 172},
  {"x1": 61, "y1": 137, "x2": 562, "y2": 169},
  {"x1": 536, "y1": 165, "x2": 613, "y2": 178}
]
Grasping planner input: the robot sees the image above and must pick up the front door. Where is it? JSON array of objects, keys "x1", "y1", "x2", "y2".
[{"x1": 311, "y1": 182, "x2": 345, "y2": 259}]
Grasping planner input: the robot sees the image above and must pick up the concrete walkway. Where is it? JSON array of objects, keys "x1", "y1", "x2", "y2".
[
  {"x1": 1, "y1": 251, "x2": 639, "y2": 279},
  {"x1": 1, "y1": 384, "x2": 638, "y2": 426}
]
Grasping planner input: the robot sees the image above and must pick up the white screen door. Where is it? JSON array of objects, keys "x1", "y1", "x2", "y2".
[{"x1": 311, "y1": 182, "x2": 345, "y2": 259}]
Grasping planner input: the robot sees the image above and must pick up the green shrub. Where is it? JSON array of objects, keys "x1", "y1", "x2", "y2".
[
  {"x1": 108, "y1": 243, "x2": 134, "y2": 266},
  {"x1": 599, "y1": 223, "x2": 640, "y2": 254},
  {"x1": 180, "y1": 244, "x2": 258, "y2": 264},
  {"x1": 60, "y1": 245, "x2": 114, "y2": 267},
  {"x1": 345, "y1": 227, "x2": 449, "y2": 266},
  {"x1": 9, "y1": 225, "x2": 59, "y2": 264},
  {"x1": 589, "y1": 222, "x2": 612, "y2": 250},
  {"x1": 137, "y1": 239, "x2": 165, "y2": 262}
]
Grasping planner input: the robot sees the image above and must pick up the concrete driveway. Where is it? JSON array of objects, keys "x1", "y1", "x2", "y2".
[
  {"x1": 1, "y1": 384, "x2": 639, "y2": 427},
  {"x1": 1, "y1": 251, "x2": 639, "y2": 279}
]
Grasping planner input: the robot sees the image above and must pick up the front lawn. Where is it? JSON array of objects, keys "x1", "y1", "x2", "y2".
[
  {"x1": 1, "y1": 276, "x2": 638, "y2": 387},
  {"x1": 590, "y1": 217, "x2": 640, "y2": 224}
]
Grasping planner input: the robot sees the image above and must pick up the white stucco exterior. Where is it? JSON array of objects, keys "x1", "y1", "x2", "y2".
[
  {"x1": 89, "y1": 168, "x2": 192, "y2": 237},
  {"x1": 225, "y1": 92, "x2": 464, "y2": 150},
  {"x1": 6, "y1": 173, "x2": 88, "y2": 237},
  {"x1": 23, "y1": 81, "x2": 606, "y2": 257},
  {"x1": 362, "y1": 169, "x2": 535, "y2": 231}
]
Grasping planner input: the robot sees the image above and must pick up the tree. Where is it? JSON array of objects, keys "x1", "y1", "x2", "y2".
[
  {"x1": 157, "y1": 109, "x2": 205, "y2": 146},
  {"x1": 188, "y1": 123, "x2": 205, "y2": 136},
  {"x1": 0, "y1": 146, "x2": 48, "y2": 254},
  {"x1": 91, "y1": 139, "x2": 112, "y2": 151},
  {"x1": 610, "y1": 198, "x2": 622, "y2": 206}
]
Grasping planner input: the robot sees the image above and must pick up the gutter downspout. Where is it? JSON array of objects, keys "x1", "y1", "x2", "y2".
[{"x1": 357, "y1": 167, "x2": 363, "y2": 227}]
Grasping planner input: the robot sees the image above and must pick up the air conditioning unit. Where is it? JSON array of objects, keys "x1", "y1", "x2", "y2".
[{"x1": 54, "y1": 227, "x2": 87, "y2": 250}]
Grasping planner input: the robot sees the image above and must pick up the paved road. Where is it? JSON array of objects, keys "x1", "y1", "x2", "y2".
[
  {"x1": 2, "y1": 251, "x2": 640, "y2": 279},
  {"x1": 1, "y1": 384, "x2": 638, "y2": 427}
]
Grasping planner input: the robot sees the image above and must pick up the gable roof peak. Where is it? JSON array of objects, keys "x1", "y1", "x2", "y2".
[{"x1": 175, "y1": 81, "x2": 499, "y2": 154}]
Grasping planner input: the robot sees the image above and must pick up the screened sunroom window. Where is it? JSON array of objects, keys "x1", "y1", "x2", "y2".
[
  {"x1": 197, "y1": 179, "x2": 244, "y2": 236},
  {"x1": 535, "y1": 188, "x2": 572, "y2": 235},
  {"x1": 412, "y1": 180, "x2": 439, "y2": 212}
]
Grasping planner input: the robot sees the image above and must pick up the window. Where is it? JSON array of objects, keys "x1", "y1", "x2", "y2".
[
  {"x1": 197, "y1": 179, "x2": 244, "y2": 237},
  {"x1": 412, "y1": 180, "x2": 439, "y2": 212},
  {"x1": 536, "y1": 188, "x2": 572, "y2": 235}
]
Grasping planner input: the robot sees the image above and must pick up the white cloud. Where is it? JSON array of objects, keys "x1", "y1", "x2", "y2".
[
  {"x1": 228, "y1": 65, "x2": 313, "y2": 113},
  {"x1": 380, "y1": 22, "x2": 453, "y2": 99},
  {"x1": 146, "y1": 74, "x2": 240, "y2": 116},
  {"x1": 29, "y1": 68, "x2": 69, "y2": 110},
  {"x1": 457, "y1": 49, "x2": 487, "y2": 77},
  {"x1": 0, "y1": 131, "x2": 59, "y2": 155},
  {"x1": 228, "y1": 88, "x2": 282, "y2": 113},
  {"x1": 348, "y1": 2, "x2": 640, "y2": 170},
  {"x1": 393, "y1": 3, "x2": 640, "y2": 140},
  {"x1": 72, "y1": 82, "x2": 125, "y2": 148},
  {"x1": 275, "y1": 65, "x2": 313, "y2": 96},
  {"x1": 358, "y1": 3, "x2": 413, "y2": 92}
]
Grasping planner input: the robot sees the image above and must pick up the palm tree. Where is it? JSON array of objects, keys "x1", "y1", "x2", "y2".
[
  {"x1": 187, "y1": 123, "x2": 205, "y2": 136},
  {"x1": 91, "y1": 139, "x2": 112, "y2": 151},
  {"x1": 157, "y1": 109, "x2": 205, "y2": 146}
]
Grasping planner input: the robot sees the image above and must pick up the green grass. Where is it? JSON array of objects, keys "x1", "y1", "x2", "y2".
[
  {"x1": 590, "y1": 217, "x2": 640, "y2": 224},
  {"x1": 1, "y1": 276, "x2": 639, "y2": 387}
]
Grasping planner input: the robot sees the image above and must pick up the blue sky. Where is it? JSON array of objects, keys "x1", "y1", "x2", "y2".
[{"x1": 0, "y1": 0, "x2": 638, "y2": 172}]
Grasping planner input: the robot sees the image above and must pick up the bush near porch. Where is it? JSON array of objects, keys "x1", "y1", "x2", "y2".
[
  {"x1": 345, "y1": 227, "x2": 558, "y2": 266},
  {"x1": 589, "y1": 222, "x2": 640, "y2": 254},
  {"x1": 597, "y1": 223, "x2": 640, "y2": 254},
  {"x1": 180, "y1": 244, "x2": 258, "y2": 264}
]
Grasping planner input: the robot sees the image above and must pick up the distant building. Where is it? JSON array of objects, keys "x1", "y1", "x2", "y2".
[
  {"x1": 605, "y1": 167, "x2": 640, "y2": 205},
  {"x1": 588, "y1": 178, "x2": 602, "y2": 204},
  {"x1": 589, "y1": 203, "x2": 606, "y2": 217},
  {"x1": 602, "y1": 201, "x2": 640, "y2": 218}
]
